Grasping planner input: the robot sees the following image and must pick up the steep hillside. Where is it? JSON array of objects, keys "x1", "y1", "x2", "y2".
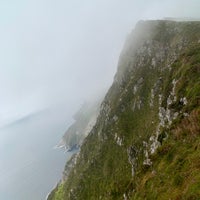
[
  {"x1": 48, "y1": 20, "x2": 200, "y2": 200},
  {"x1": 57, "y1": 100, "x2": 101, "y2": 151}
]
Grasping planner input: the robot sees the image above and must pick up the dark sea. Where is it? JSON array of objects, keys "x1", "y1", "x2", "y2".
[{"x1": 0, "y1": 110, "x2": 73, "y2": 200}]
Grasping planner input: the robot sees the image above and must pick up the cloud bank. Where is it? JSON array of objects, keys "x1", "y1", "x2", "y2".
[{"x1": 0, "y1": 0, "x2": 199, "y2": 126}]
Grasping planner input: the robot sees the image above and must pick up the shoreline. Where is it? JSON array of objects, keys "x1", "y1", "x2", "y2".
[{"x1": 45, "y1": 181, "x2": 60, "y2": 200}]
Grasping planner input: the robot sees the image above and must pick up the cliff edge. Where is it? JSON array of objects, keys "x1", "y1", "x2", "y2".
[{"x1": 48, "y1": 20, "x2": 200, "y2": 200}]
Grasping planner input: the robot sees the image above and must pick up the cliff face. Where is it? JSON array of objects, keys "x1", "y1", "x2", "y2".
[
  {"x1": 57, "y1": 100, "x2": 101, "y2": 151},
  {"x1": 48, "y1": 20, "x2": 200, "y2": 200}
]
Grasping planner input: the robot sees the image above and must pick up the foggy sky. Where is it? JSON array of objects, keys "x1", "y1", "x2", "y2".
[{"x1": 0, "y1": 0, "x2": 200, "y2": 126}]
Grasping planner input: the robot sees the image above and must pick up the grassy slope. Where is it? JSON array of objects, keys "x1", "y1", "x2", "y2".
[
  {"x1": 48, "y1": 21, "x2": 200, "y2": 200},
  {"x1": 131, "y1": 45, "x2": 200, "y2": 200}
]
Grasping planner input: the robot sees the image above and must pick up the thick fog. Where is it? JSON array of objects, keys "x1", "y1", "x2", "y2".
[{"x1": 0, "y1": 0, "x2": 200, "y2": 127}]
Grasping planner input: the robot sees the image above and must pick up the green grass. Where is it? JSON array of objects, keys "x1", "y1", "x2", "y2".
[
  {"x1": 48, "y1": 20, "x2": 200, "y2": 200},
  {"x1": 131, "y1": 109, "x2": 200, "y2": 199}
]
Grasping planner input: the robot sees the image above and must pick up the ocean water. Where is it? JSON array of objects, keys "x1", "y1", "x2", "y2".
[{"x1": 0, "y1": 110, "x2": 73, "y2": 200}]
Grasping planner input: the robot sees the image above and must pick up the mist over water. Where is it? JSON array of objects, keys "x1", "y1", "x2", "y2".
[
  {"x1": 0, "y1": 0, "x2": 200, "y2": 200},
  {"x1": 1, "y1": 0, "x2": 199, "y2": 127},
  {"x1": 0, "y1": 109, "x2": 74, "y2": 200}
]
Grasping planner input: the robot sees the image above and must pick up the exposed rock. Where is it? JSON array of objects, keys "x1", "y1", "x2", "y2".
[
  {"x1": 48, "y1": 20, "x2": 200, "y2": 200},
  {"x1": 127, "y1": 145, "x2": 138, "y2": 176},
  {"x1": 114, "y1": 133, "x2": 123, "y2": 146},
  {"x1": 180, "y1": 97, "x2": 188, "y2": 105},
  {"x1": 113, "y1": 115, "x2": 118, "y2": 122},
  {"x1": 143, "y1": 141, "x2": 152, "y2": 166}
]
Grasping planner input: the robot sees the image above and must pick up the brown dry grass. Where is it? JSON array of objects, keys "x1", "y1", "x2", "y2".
[{"x1": 172, "y1": 109, "x2": 200, "y2": 141}]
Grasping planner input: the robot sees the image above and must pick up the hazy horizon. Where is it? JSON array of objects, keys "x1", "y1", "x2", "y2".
[
  {"x1": 1, "y1": 0, "x2": 200, "y2": 127},
  {"x1": 1, "y1": 1, "x2": 200, "y2": 200}
]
